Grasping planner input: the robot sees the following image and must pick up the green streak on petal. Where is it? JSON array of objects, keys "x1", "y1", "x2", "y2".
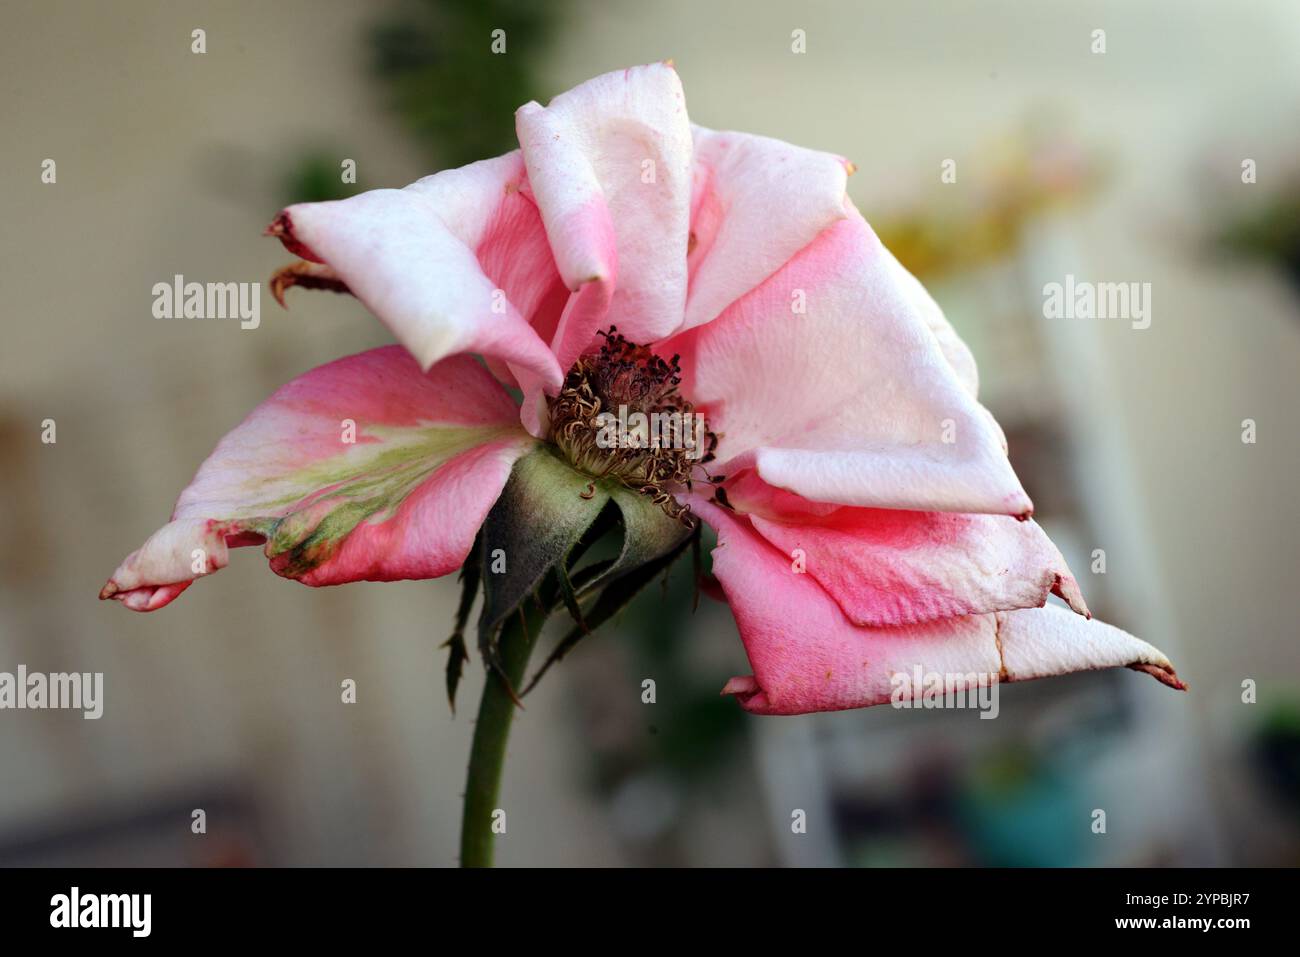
[
  {"x1": 250, "y1": 423, "x2": 515, "y2": 513},
  {"x1": 232, "y1": 423, "x2": 522, "y2": 579}
]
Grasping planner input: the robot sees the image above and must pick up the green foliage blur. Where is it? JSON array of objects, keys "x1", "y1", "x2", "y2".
[
  {"x1": 370, "y1": 0, "x2": 567, "y2": 170},
  {"x1": 281, "y1": 150, "x2": 362, "y2": 205}
]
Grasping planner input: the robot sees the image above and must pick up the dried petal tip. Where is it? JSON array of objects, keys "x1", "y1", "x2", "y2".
[
  {"x1": 1129, "y1": 661, "x2": 1188, "y2": 692},
  {"x1": 721, "y1": 675, "x2": 759, "y2": 697},
  {"x1": 269, "y1": 261, "x2": 351, "y2": 309},
  {"x1": 263, "y1": 210, "x2": 322, "y2": 263},
  {"x1": 1051, "y1": 572, "x2": 1091, "y2": 619}
]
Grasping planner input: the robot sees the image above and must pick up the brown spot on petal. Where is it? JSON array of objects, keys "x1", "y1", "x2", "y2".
[{"x1": 993, "y1": 613, "x2": 1010, "y2": 681}]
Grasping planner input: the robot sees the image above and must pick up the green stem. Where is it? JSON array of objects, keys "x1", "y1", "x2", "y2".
[{"x1": 459, "y1": 602, "x2": 545, "y2": 867}]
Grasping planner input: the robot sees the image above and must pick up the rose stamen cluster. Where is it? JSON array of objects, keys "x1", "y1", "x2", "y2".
[{"x1": 548, "y1": 327, "x2": 716, "y2": 524}]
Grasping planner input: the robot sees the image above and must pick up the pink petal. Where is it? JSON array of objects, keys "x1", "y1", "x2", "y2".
[
  {"x1": 100, "y1": 347, "x2": 536, "y2": 611},
  {"x1": 729, "y1": 472, "x2": 1088, "y2": 627},
  {"x1": 995, "y1": 604, "x2": 1186, "y2": 692},
  {"x1": 518, "y1": 275, "x2": 613, "y2": 438},
  {"x1": 682, "y1": 125, "x2": 849, "y2": 332},
  {"x1": 270, "y1": 153, "x2": 563, "y2": 390},
  {"x1": 695, "y1": 500, "x2": 1181, "y2": 716},
  {"x1": 516, "y1": 62, "x2": 693, "y2": 358},
  {"x1": 666, "y1": 204, "x2": 1030, "y2": 517},
  {"x1": 881, "y1": 244, "x2": 980, "y2": 398}
]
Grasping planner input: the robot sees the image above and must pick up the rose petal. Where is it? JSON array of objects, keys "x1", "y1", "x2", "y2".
[
  {"x1": 881, "y1": 244, "x2": 980, "y2": 398},
  {"x1": 694, "y1": 500, "x2": 1181, "y2": 715},
  {"x1": 996, "y1": 604, "x2": 1185, "y2": 691},
  {"x1": 731, "y1": 472, "x2": 1088, "y2": 627},
  {"x1": 516, "y1": 62, "x2": 693, "y2": 358},
  {"x1": 518, "y1": 276, "x2": 612, "y2": 438},
  {"x1": 270, "y1": 152, "x2": 563, "y2": 389},
  {"x1": 681, "y1": 125, "x2": 849, "y2": 332},
  {"x1": 100, "y1": 346, "x2": 536, "y2": 611},
  {"x1": 667, "y1": 204, "x2": 1030, "y2": 516}
]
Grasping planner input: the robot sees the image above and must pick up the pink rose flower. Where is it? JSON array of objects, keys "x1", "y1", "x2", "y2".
[{"x1": 101, "y1": 63, "x2": 1183, "y2": 715}]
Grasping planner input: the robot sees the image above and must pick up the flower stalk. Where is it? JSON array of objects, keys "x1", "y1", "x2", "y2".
[{"x1": 459, "y1": 600, "x2": 547, "y2": 868}]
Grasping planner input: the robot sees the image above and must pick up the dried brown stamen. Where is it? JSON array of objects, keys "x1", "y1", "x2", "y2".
[{"x1": 547, "y1": 327, "x2": 719, "y2": 524}]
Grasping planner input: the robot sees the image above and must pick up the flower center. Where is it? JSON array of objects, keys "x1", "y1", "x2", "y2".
[{"x1": 547, "y1": 327, "x2": 717, "y2": 524}]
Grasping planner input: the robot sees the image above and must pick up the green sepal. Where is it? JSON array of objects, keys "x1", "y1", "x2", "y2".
[
  {"x1": 574, "y1": 484, "x2": 695, "y2": 597},
  {"x1": 476, "y1": 446, "x2": 610, "y2": 685},
  {"x1": 474, "y1": 442, "x2": 702, "y2": 698},
  {"x1": 522, "y1": 524, "x2": 698, "y2": 696},
  {"x1": 555, "y1": 560, "x2": 589, "y2": 634},
  {"x1": 443, "y1": 632, "x2": 470, "y2": 714},
  {"x1": 441, "y1": 531, "x2": 481, "y2": 714}
]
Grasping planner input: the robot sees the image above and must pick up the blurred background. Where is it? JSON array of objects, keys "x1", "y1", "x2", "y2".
[{"x1": 2, "y1": 0, "x2": 1299, "y2": 866}]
